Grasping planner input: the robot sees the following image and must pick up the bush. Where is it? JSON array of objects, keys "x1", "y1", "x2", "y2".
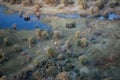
[
  {"x1": 78, "y1": 55, "x2": 88, "y2": 65},
  {"x1": 3, "y1": 37, "x2": 12, "y2": 46},
  {"x1": 43, "y1": 0, "x2": 56, "y2": 5},
  {"x1": 109, "y1": 2, "x2": 117, "y2": 8},
  {"x1": 60, "y1": 0, "x2": 67, "y2": 5},
  {"x1": 33, "y1": 4, "x2": 41, "y2": 12},
  {"x1": 75, "y1": 39, "x2": 81, "y2": 47},
  {"x1": 10, "y1": 0, "x2": 16, "y2": 4},
  {"x1": 66, "y1": 22, "x2": 76, "y2": 28},
  {"x1": 33, "y1": 55, "x2": 47, "y2": 67},
  {"x1": 0, "y1": 75, "x2": 7, "y2": 80},
  {"x1": 65, "y1": 39, "x2": 71, "y2": 48},
  {"x1": 21, "y1": 1, "x2": 28, "y2": 6},
  {"x1": 33, "y1": 58, "x2": 40, "y2": 67},
  {"x1": 46, "y1": 47, "x2": 56, "y2": 57},
  {"x1": 95, "y1": 0, "x2": 105, "y2": 10},
  {"x1": 80, "y1": 37, "x2": 88, "y2": 47},
  {"x1": 26, "y1": 0, "x2": 33, "y2": 6},
  {"x1": 103, "y1": 11, "x2": 109, "y2": 18},
  {"x1": 36, "y1": 29, "x2": 42, "y2": 39},
  {"x1": 57, "y1": 54, "x2": 66, "y2": 60},
  {"x1": 75, "y1": 37, "x2": 88, "y2": 47},
  {"x1": 12, "y1": 44, "x2": 22, "y2": 53},
  {"x1": 90, "y1": 68, "x2": 100, "y2": 80},
  {"x1": 53, "y1": 30, "x2": 62, "y2": 40},
  {"x1": 41, "y1": 30, "x2": 50, "y2": 40},
  {"x1": 56, "y1": 72, "x2": 71, "y2": 80},
  {"x1": 0, "y1": 49, "x2": 5, "y2": 62},
  {"x1": 33, "y1": 70, "x2": 43, "y2": 80},
  {"x1": 21, "y1": 0, "x2": 32, "y2": 6},
  {"x1": 46, "y1": 65, "x2": 58, "y2": 76},
  {"x1": 35, "y1": 12, "x2": 40, "y2": 18},
  {"x1": 28, "y1": 36, "x2": 35, "y2": 48},
  {"x1": 90, "y1": 7, "x2": 94, "y2": 15},
  {"x1": 90, "y1": 6, "x2": 99, "y2": 15},
  {"x1": 78, "y1": 0, "x2": 87, "y2": 10},
  {"x1": 112, "y1": 0, "x2": 120, "y2": 3},
  {"x1": 0, "y1": 54, "x2": 4, "y2": 63},
  {"x1": 74, "y1": 31, "x2": 81, "y2": 40}
]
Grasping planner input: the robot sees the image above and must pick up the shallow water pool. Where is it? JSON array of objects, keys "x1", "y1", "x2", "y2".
[{"x1": 0, "y1": 6, "x2": 52, "y2": 31}]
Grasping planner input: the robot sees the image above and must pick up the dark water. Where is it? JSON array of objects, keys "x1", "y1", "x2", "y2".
[
  {"x1": 0, "y1": 6, "x2": 52, "y2": 31},
  {"x1": 98, "y1": 13, "x2": 120, "y2": 20}
]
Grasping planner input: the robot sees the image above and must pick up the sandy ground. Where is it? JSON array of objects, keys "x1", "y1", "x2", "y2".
[{"x1": 0, "y1": 0, "x2": 120, "y2": 15}]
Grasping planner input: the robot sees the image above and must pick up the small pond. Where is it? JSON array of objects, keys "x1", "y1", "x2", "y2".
[{"x1": 0, "y1": 6, "x2": 52, "y2": 31}]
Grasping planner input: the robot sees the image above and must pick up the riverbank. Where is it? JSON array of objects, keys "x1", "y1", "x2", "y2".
[{"x1": 0, "y1": 0, "x2": 120, "y2": 15}]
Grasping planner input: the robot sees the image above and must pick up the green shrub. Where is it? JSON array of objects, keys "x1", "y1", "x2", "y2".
[
  {"x1": 28, "y1": 36, "x2": 35, "y2": 48},
  {"x1": 0, "y1": 76, "x2": 7, "y2": 80},
  {"x1": 12, "y1": 44, "x2": 22, "y2": 53},
  {"x1": 65, "y1": 39, "x2": 71, "y2": 48},
  {"x1": 74, "y1": 31, "x2": 81, "y2": 40},
  {"x1": 33, "y1": 58, "x2": 40, "y2": 67},
  {"x1": 33, "y1": 70, "x2": 43, "y2": 80},
  {"x1": 95, "y1": 0, "x2": 104, "y2": 10},
  {"x1": 53, "y1": 30, "x2": 62, "y2": 40},
  {"x1": 76, "y1": 39, "x2": 81, "y2": 47},
  {"x1": 80, "y1": 37, "x2": 88, "y2": 47},
  {"x1": 78, "y1": 55, "x2": 88, "y2": 65},
  {"x1": 90, "y1": 68, "x2": 99, "y2": 79},
  {"x1": 10, "y1": 0, "x2": 15, "y2": 4},
  {"x1": 0, "y1": 49, "x2": 5, "y2": 62},
  {"x1": 46, "y1": 47, "x2": 56, "y2": 57},
  {"x1": 35, "y1": 29, "x2": 42, "y2": 39},
  {"x1": 33, "y1": 54, "x2": 47, "y2": 67},
  {"x1": 78, "y1": 0, "x2": 87, "y2": 10},
  {"x1": 75, "y1": 37, "x2": 88, "y2": 47},
  {"x1": 3, "y1": 37, "x2": 12, "y2": 46},
  {"x1": 41, "y1": 30, "x2": 50, "y2": 40},
  {"x1": 0, "y1": 54, "x2": 4, "y2": 62},
  {"x1": 90, "y1": 6, "x2": 99, "y2": 15},
  {"x1": 56, "y1": 72, "x2": 71, "y2": 80}
]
